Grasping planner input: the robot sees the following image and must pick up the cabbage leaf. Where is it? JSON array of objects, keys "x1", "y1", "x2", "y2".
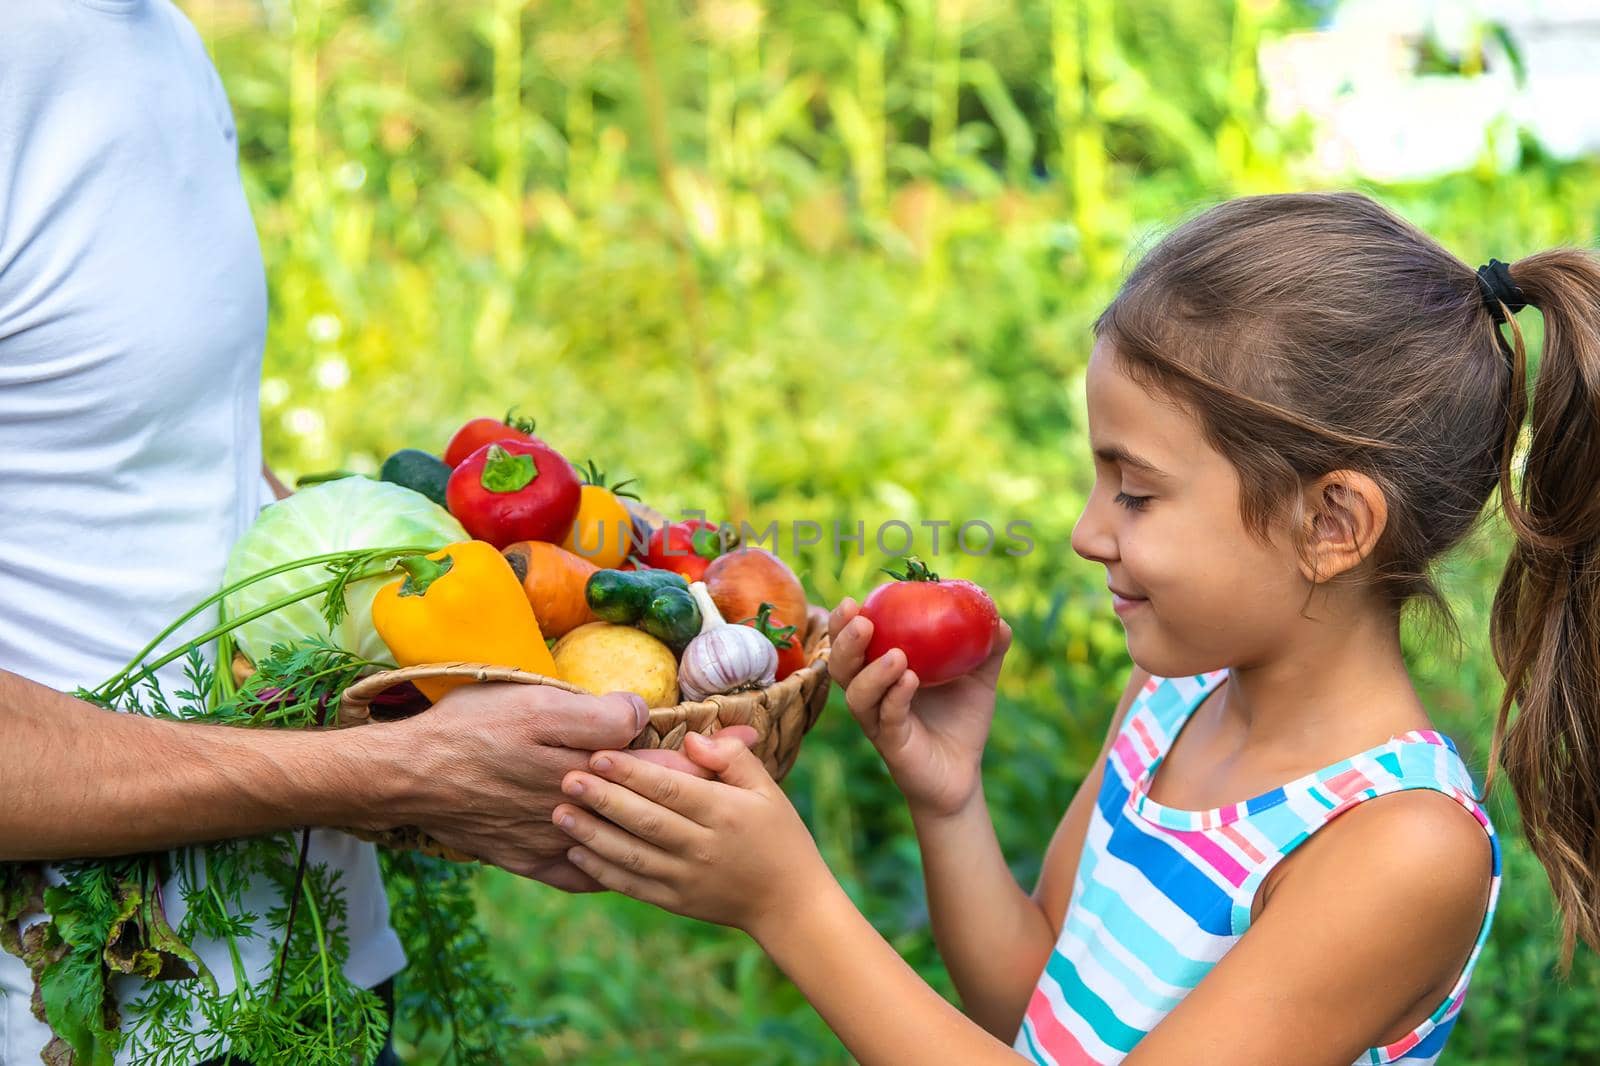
[{"x1": 223, "y1": 477, "x2": 467, "y2": 664}]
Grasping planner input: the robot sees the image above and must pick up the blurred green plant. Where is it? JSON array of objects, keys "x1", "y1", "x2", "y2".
[{"x1": 173, "y1": 0, "x2": 1600, "y2": 1062}]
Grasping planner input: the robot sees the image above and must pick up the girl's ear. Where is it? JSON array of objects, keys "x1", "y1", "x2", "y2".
[{"x1": 1297, "y1": 471, "x2": 1388, "y2": 585}]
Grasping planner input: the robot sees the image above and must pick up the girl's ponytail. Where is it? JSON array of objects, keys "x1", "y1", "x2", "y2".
[{"x1": 1487, "y1": 249, "x2": 1600, "y2": 964}]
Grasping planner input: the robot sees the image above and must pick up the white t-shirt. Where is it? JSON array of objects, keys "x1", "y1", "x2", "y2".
[{"x1": 0, "y1": 2, "x2": 404, "y2": 1060}]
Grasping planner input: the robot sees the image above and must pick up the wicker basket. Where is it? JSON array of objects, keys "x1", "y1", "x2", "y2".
[{"x1": 331, "y1": 602, "x2": 833, "y2": 862}]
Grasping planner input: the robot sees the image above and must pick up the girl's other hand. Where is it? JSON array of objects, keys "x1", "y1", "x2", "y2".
[
  {"x1": 552, "y1": 732, "x2": 833, "y2": 942},
  {"x1": 828, "y1": 597, "x2": 1012, "y2": 820}
]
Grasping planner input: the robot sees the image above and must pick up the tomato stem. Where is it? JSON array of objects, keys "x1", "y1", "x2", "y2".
[
  {"x1": 740, "y1": 602, "x2": 798, "y2": 650},
  {"x1": 503, "y1": 405, "x2": 539, "y2": 436},
  {"x1": 881, "y1": 554, "x2": 939, "y2": 583}
]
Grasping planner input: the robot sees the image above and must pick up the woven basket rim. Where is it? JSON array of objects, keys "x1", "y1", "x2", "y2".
[
  {"x1": 336, "y1": 601, "x2": 831, "y2": 728},
  {"x1": 335, "y1": 601, "x2": 832, "y2": 861}
]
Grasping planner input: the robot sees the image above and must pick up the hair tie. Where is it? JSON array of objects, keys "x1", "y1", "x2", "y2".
[{"x1": 1476, "y1": 259, "x2": 1528, "y2": 323}]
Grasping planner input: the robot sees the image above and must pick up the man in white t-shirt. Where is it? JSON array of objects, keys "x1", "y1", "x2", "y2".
[{"x1": 0, "y1": 3, "x2": 749, "y2": 1062}]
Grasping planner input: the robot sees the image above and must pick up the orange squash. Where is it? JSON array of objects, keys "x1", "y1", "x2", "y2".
[
  {"x1": 562, "y1": 461, "x2": 640, "y2": 570},
  {"x1": 502, "y1": 540, "x2": 599, "y2": 639}
]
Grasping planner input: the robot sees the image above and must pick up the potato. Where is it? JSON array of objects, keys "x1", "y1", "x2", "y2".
[{"x1": 552, "y1": 622, "x2": 680, "y2": 708}]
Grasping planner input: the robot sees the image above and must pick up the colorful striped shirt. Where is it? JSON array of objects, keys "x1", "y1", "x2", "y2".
[{"x1": 1015, "y1": 669, "x2": 1501, "y2": 1065}]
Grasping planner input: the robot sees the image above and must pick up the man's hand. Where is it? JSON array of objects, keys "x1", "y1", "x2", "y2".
[
  {"x1": 365, "y1": 681, "x2": 756, "y2": 890},
  {"x1": 0, "y1": 660, "x2": 752, "y2": 890}
]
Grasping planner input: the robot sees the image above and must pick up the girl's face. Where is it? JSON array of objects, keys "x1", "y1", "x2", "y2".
[{"x1": 1070, "y1": 339, "x2": 1307, "y2": 677}]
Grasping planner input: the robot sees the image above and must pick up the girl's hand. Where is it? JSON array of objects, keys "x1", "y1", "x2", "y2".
[
  {"x1": 828, "y1": 597, "x2": 1012, "y2": 819},
  {"x1": 551, "y1": 732, "x2": 834, "y2": 941}
]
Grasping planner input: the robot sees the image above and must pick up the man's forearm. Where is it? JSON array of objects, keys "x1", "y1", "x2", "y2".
[
  {"x1": 0, "y1": 668, "x2": 406, "y2": 861},
  {"x1": 912, "y1": 792, "x2": 1057, "y2": 1038}
]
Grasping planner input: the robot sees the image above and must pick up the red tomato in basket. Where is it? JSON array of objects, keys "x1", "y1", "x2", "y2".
[
  {"x1": 642, "y1": 519, "x2": 726, "y2": 582},
  {"x1": 860, "y1": 557, "x2": 998, "y2": 687},
  {"x1": 444, "y1": 410, "x2": 541, "y2": 468},
  {"x1": 772, "y1": 626, "x2": 807, "y2": 681}
]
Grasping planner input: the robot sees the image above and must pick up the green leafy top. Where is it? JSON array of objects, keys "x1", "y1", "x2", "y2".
[
  {"x1": 880, "y1": 554, "x2": 940, "y2": 583},
  {"x1": 575, "y1": 458, "x2": 642, "y2": 500},
  {"x1": 741, "y1": 601, "x2": 799, "y2": 651},
  {"x1": 2, "y1": 553, "x2": 529, "y2": 1065},
  {"x1": 501, "y1": 405, "x2": 538, "y2": 437}
]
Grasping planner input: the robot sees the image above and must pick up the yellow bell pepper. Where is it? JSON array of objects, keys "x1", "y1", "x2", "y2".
[{"x1": 371, "y1": 539, "x2": 560, "y2": 703}]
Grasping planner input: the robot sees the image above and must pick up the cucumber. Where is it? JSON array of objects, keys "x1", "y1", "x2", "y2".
[
  {"x1": 586, "y1": 569, "x2": 698, "y2": 647},
  {"x1": 640, "y1": 585, "x2": 701, "y2": 652},
  {"x1": 379, "y1": 449, "x2": 452, "y2": 508},
  {"x1": 634, "y1": 568, "x2": 688, "y2": 591},
  {"x1": 586, "y1": 570, "x2": 649, "y2": 623}
]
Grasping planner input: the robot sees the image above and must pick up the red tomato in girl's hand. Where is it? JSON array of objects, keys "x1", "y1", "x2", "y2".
[
  {"x1": 443, "y1": 411, "x2": 540, "y2": 468},
  {"x1": 860, "y1": 557, "x2": 999, "y2": 687}
]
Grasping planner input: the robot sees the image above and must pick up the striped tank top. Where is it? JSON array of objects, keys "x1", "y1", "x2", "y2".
[{"x1": 1015, "y1": 669, "x2": 1501, "y2": 1065}]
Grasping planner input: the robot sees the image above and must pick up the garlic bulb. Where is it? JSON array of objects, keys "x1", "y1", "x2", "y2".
[{"x1": 679, "y1": 581, "x2": 778, "y2": 701}]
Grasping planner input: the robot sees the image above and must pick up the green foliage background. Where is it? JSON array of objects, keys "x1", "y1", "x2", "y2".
[{"x1": 178, "y1": 0, "x2": 1600, "y2": 1061}]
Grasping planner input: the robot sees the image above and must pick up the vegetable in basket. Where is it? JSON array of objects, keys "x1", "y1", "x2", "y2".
[
  {"x1": 585, "y1": 567, "x2": 701, "y2": 652},
  {"x1": 705, "y1": 547, "x2": 810, "y2": 679},
  {"x1": 502, "y1": 539, "x2": 598, "y2": 639},
  {"x1": 442, "y1": 407, "x2": 540, "y2": 467},
  {"x1": 371, "y1": 539, "x2": 559, "y2": 702},
  {"x1": 562, "y1": 460, "x2": 641, "y2": 569},
  {"x1": 551, "y1": 622, "x2": 679, "y2": 707},
  {"x1": 446, "y1": 439, "x2": 581, "y2": 548},
  {"x1": 748, "y1": 601, "x2": 805, "y2": 681},
  {"x1": 222, "y1": 476, "x2": 468, "y2": 665},
  {"x1": 379, "y1": 447, "x2": 452, "y2": 507},
  {"x1": 641, "y1": 516, "x2": 729, "y2": 581},
  {"x1": 678, "y1": 581, "x2": 778, "y2": 700},
  {"x1": 585, "y1": 567, "x2": 685, "y2": 618}
]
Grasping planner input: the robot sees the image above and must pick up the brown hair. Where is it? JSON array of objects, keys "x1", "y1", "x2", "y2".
[{"x1": 1096, "y1": 191, "x2": 1600, "y2": 963}]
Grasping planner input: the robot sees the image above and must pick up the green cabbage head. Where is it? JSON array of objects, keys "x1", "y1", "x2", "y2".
[{"x1": 223, "y1": 476, "x2": 467, "y2": 665}]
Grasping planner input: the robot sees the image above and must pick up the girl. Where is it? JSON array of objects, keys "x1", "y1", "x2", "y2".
[{"x1": 547, "y1": 192, "x2": 1600, "y2": 1064}]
